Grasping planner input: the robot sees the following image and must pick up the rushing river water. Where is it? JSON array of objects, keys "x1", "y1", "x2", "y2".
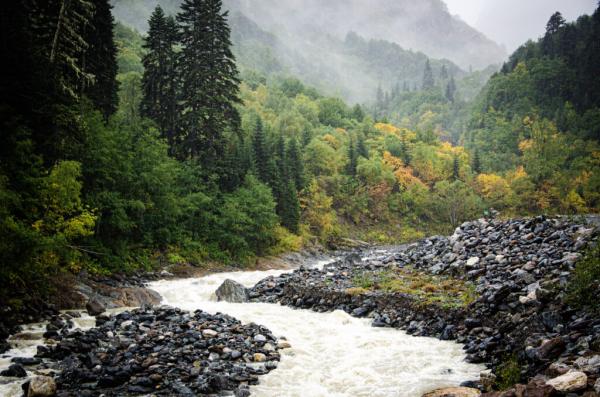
[
  {"x1": 148, "y1": 258, "x2": 485, "y2": 397},
  {"x1": 0, "y1": 256, "x2": 484, "y2": 397}
]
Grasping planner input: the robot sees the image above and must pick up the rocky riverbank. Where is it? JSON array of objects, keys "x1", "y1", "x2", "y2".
[
  {"x1": 250, "y1": 216, "x2": 600, "y2": 395},
  {"x1": 7, "y1": 306, "x2": 284, "y2": 396}
]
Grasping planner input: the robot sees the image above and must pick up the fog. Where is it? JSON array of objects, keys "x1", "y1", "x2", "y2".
[{"x1": 445, "y1": 0, "x2": 598, "y2": 51}]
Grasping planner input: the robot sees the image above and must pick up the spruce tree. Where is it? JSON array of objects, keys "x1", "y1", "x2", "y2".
[
  {"x1": 422, "y1": 59, "x2": 435, "y2": 90},
  {"x1": 472, "y1": 149, "x2": 482, "y2": 174},
  {"x1": 346, "y1": 138, "x2": 358, "y2": 176},
  {"x1": 252, "y1": 116, "x2": 269, "y2": 183},
  {"x1": 83, "y1": 0, "x2": 119, "y2": 120},
  {"x1": 142, "y1": 7, "x2": 179, "y2": 148},
  {"x1": 445, "y1": 76, "x2": 457, "y2": 102},
  {"x1": 280, "y1": 180, "x2": 300, "y2": 233},
  {"x1": 287, "y1": 137, "x2": 305, "y2": 191},
  {"x1": 177, "y1": 0, "x2": 240, "y2": 167},
  {"x1": 453, "y1": 156, "x2": 460, "y2": 180}
]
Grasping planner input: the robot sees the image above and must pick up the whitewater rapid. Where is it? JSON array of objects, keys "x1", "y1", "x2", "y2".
[{"x1": 148, "y1": 260, "x2": 485, "y2": 397}]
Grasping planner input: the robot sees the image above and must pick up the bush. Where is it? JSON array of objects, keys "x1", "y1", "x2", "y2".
[
  {"x1": 495, "y1": 354, "x2": 521, "y2": 390},
  {"x1": 566, "y1": 242, "x2": 600, "y2": 313}
]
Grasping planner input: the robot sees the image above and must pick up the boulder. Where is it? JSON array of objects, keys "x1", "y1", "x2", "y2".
[
  {"x1": 85, "y1": 297, "x2": 105, "y2": 316},
  {"x1": 28, "y1": 375, "x2": 57, "y2": 397},
  {"x1": 422, "y1": 387, "x2": 481, "y2": 397},
  {"x1": 0, "y1": 363, "x2": 27, "y2": 377},
  {"x1": 215, "y1": 279, "x2": 249, "y2": 303},
  {"x1": 546, "y1": 370, "x2": 587, "y2": 392}
]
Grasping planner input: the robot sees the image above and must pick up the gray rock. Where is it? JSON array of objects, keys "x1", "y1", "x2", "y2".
[
  {"x1": 215, "y1": 279, "x2": 249, "y2": 303},
  {"x1": 86, "y1": 297, "x2": 106, "y2": 316},
  {"x1": 546, "y1": 370, "x2": 587, "y2": 392}
]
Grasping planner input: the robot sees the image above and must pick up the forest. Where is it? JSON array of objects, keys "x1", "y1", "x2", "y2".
[{"x1": 0, "y1": 0, "x2": 599, "y2": 312}]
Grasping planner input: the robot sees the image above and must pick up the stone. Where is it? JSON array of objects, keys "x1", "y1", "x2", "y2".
[
  {"x1": 86, "y1": 297, "x2": 105, "y2": 316},
  {"x1": 277, "y1": 340, "x2": 291, "y2": 349},
  {"x1": 422, "y1": 387, "x2": 481, "y2": 397},
  {"x1": 1, "y1": 363, "x2": 27, "y2": 377},
  {"x1": 546, "y1": 371, "x2": 587, "y2": 392},
  {"x1": 466, "y1": 257, "x2": 480, "y2": 268},
  {"x1": 215, "y1": 279, "x2": 249, "y2": 303},
  {"x1": 595, "y1": 377, "x2": 600, "y2": 394},
  {"x1": 253, "y1": 353, "x2": 267, "y2": 362},
  {"x1": 202, "y1": 329, "x2": 218, "y2": 338},
  {"x1": 28, "y1": 375, "x2": 57, "y2": 397},
  {"x1": 253, "y1": 334, "x2": 267, "y2": 343},
  {"x1": 537, "y1": 337, "x2": 565, "y2": 361},
  {"x1": 480, "y1": 370, "x2": 496, "y2": 392},
  {"x1": 574, "y1": 355, "x2": 600, "y2": 374}
]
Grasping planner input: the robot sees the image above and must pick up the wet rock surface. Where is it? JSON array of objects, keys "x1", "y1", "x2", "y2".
[
  {"x1": 251, "y1": 216, "x2": 600, "y2": 395},
  {"x1": 35, "y1": 306, "x2": 282, "y2": 396}
]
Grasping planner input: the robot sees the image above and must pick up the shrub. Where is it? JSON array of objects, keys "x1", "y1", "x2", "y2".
[{"x1": 566, "y1": 242, "x2": 600, "y2": 313}]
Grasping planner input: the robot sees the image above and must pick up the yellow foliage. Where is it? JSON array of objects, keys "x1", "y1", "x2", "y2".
[
  {"x1": 475, "y1": 173, "x2": 514, "y2": 209},
  {"x1": 322, "y1": 134, "x2": 340, "y2": 149},
  {"x1": 382, "y1": 151, "x2": 425, "y2": 189},
  {"x1": 562, "y1": 190, "x2": 587, "y2": 214},
  {"x1": 519, "y1": 139, "x2": 533, "y2": 152},
  {"x1": 374, "y1": 123, "x2": 400, "y2": 135}
]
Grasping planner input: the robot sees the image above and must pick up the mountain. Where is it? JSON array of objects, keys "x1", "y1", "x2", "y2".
[
  {"x1": 224, "y1": 0, "x2": 507, "y2": 70},
  {"x1": 111, "y1": 0, "x2": 474, "y2": 103}
]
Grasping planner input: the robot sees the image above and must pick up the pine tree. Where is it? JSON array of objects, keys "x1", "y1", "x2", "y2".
[
  {"x1": 453, "y1": 155, "x2": 460, "y2": 180},
  {"x1": 280, "y1": 180, "x2": 300, "y2": 233},
  {"x1": 352, "y1": 104, "x2": 365, "y2": 121},
  {"x1": 141, "y1": 7, "x2": 179, "y2": 148},
  {"x1": 440, "y1": 64, "x2": 449, "y2": 80},
  {"x1": 422, "y1": 59, "x2": 435, "y2": 90},
  {"x1": 45, "y1": 0, "x2": 95, "y2": 99},
  {"x1": 346, "y1": 138, "x2": 358, "y2": 176},
  {"x1": 400, "y1": 138, "x2": 411, "y2": 166},
  {"x1": 177, "y1": 0, "x2": 240, "y2": 167},
  {"x1": 252, "y1": 116, "x2": 269, "y2": 183},
  {"x1": 287, "y1": 137, "x2": 305, "y2": 191},
  {"x1": 445, "y1": 76, "x2": 457, "y2": 102},
  {"x1": 83, "y1": 0, "x2": 119, "y2": 120},
  {"x1": 472, "y1": 149, "x2": 482, "y2": 174}
]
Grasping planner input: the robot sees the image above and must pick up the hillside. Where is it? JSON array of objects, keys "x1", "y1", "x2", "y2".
[{"x1": 110, "y1": 0, "x2": 499, "y2": 103}]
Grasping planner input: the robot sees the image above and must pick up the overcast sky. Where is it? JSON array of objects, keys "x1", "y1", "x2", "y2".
[{"x1": 444, "y1": 0, "x2": 597, "y2": 51}]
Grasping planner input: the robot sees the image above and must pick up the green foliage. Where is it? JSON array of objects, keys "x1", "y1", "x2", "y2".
[
  {"x1": 566, "y1": 242, "x2": 600, "y2": 314},
  {"x1": 495, "y1": 354, "x2": 522, "y2": 390}
]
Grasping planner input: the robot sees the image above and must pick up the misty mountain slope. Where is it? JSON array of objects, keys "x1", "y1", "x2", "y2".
[
  {"x1": 224, "y1": 0, "x2": 507, "y2": 70},
  {"x1": 111, "y1": 0, "x2": 469, "y2": 103}
]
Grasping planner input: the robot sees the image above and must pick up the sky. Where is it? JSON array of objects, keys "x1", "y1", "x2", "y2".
[{"x1": 444, "y1": 0, "x2": 598, "y2": 51}]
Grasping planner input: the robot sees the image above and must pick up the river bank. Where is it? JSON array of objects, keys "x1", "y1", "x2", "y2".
[{"x1": 249, "y1": 216, "x2": 600, "y2": 396}]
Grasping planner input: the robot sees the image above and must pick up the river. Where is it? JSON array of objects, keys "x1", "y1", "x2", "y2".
[{"x1": 0, "y1": 257, "x2": 484, "y2": 397}]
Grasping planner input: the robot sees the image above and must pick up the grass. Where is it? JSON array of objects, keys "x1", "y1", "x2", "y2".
[{"x1": 350, "y1": 267, "x2": 477, "y2": 309}]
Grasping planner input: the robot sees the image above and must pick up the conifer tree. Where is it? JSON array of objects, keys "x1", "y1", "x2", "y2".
[
  {"x1": 346, "y1": 138, "x2": 358, "y2": 176},
  {"x1": 83, "y1": 0, "x2": 119, "y2": 120},
  {"x1": 453, "y1": 155, "x2": 460, "y2": 180},
  {"x1": 440, "y1": 64, "x2": 449, "y2": 80},
  {"x1": 422, "y1": 59, "x2": 435, "y2": 90},
  {"x1": 287, "y1": 137, "x2": 305, "y2": 191},
  {"x1": 280, "y1": 180, "x2": 300, "y2": 233},
  {"x1": 177, "y1": 0, "x2": 240, "y2": 167},
  {"x1": 252, "y1": 116, "x2": 269, "y2": 183},
  {"x1": 472, "y1": 149, "x2": 482, "y2": 174},
  {"x1": 141, "y1": 6, "x2": 179, "y2": 148},
  {"x1": 445, "y1": 76, "x2": 457, "y2": 102}
]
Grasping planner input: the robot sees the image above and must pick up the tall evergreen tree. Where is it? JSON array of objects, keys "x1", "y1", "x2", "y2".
[
  {"x1": 453, "y1": 155, "x2": 460, "y2": 180},
  {"x1": 346, "y1": 138, "x2": 358, "y2": 176},
  {"x1": 422, "y1": 59, "x2": 435, "y2": 90},
  {"x1": 252, "y1": 117, "x2": 269, "y2": 183},
  {"x1": 141, "y1": 7, "x2": 179, "y2": 148},
  {"x1": 279, "y1": 180, "x2": 300, "y2": 233},
  {"x1": 445, "y1": 76, "x2": 457, "y2": 102},
  {"x1": 472, "y1": 149, "x2": 482, "y2": 174},
  {"x1": 83, "y1": 0, "x2": 119, "y2": 120},
  {"x1": 176, "y1": 0, "x2": 240, "y2": 168},
  {"x1": 287, "y1": 137, "x2": 304, "y2": 191},
  {"x1": 440, "y1": 64, "x2": 449, "y2": 80}
]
